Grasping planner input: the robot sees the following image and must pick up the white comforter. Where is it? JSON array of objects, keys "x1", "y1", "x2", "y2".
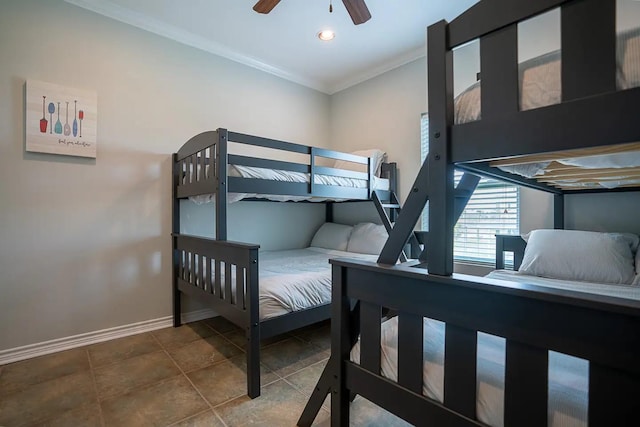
[
  {"x1": 259, "y1": 247, "x2": 378, "y2": 320},
  {"x1": 351, "y1": 271, "x2": 640, "y2": 427},
  {"x1": 190, "y1": 164, "x2": 390, "y2": 205}
]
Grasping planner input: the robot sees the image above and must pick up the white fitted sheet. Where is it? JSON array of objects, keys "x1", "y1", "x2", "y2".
[
  {"x1": 190, "y1": 164, "x2": 390, "y2": 204},
  {"x1": 486, "y1": 270, "x2": 640, "y2": 301},
  {"x1": 350, "y1": 271, "x2": 640, "y2": 427},
  {"x1": 259, "y1": 247, "x2": 378, "y2": 320}
]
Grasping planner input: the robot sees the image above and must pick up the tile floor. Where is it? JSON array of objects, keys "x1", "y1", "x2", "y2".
[{"x1": 0, "y1": 317, "x2": 410, "y2": 427}]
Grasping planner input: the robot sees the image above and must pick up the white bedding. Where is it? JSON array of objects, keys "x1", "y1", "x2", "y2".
[
  {"x1": 190, "y1": 164, "x2": 390, "y2": 205},
  {"x1": 495, "y1": 151, "x2": 640, "y2": 187},
  {"x1": 350, "y1": 271, "x2": 640, "y2": 427},
  {"x1": 486, "y1": 269, "x2": 640, "y2": 301},
  {"x1": 455, "y1": 28, "x2": 640, "y2": 125},
  {"x1": 259, "y1": 247, "x2": 378, "y2": 320}
]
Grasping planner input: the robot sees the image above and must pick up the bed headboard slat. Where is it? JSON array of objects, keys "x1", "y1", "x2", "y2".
[
  {"x1": 561, "y1": 0, "x2": 616, "y2": 101},
  {"x1": 443, "y1": 324, "x2": 477, "y2": 418},
  {"x1": 495, "y1": 234, "x2": 527, "y2": 270},
  {"x1": 396, "y1": 312, "x2": 424, "y2": 395},
  {"x1": 359, "y1": 302, "x2": 382, "y2": 375},
  {"x1": 504, "y1": 340, "x2": 549, "y2": 425},
  {"x1": 480, "y1": 25, "x2": 519, "y2": 119}
]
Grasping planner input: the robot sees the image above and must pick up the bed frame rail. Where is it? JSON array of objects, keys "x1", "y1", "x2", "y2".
[
  {"x1": 174, "y1": 128, "x2": 386, "y2": 201},
  {"x1": 172, "y1": 233, "x2": 261, "y2": 397},
  {"x1": 330, "y1": 258, "x2": 640, "y2": 426}
]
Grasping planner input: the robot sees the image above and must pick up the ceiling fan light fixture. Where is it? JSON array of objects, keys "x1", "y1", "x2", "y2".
[{"x1": 317, "y1": 30, "x2": 335, "y2": 41}]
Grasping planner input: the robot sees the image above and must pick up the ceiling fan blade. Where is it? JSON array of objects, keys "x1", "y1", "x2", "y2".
[
  {"x1": 342, "y1": 0, "x2": 371, "y2": 25},
  {"x1": 253, "y1": 0, "x2": 281, "y2": 14}
]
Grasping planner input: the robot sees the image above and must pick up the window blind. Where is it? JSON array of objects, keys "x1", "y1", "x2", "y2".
[{"x1": 420, "y1": 113, "x2": 519, "y2": 265}]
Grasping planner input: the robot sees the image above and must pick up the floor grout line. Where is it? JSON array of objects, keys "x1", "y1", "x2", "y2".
[
  {"x1": 1, "y1": 320, "x2": 333, "y2": 427},
  {"x1": 15, "y1": 350, "x2": 105, "y2": 427},
  {"x1": 93, "y1": 348, "x2": 177, "y2": 403},
  {"x1": 155, "y1": 332, "x2": 230, "y2": 427},
  {"x1": 84, "y1": 332, "x2": 162, "y2": 371},
  {"x1": 85, "y1": 348, "x2": 106, "y2": 427}
]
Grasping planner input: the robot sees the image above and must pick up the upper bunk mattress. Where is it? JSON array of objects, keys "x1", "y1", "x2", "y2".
[
  {"x1": 190, "y1": 164, "x2": 390, "y2": 204},
  {"x1": 454, "y1": 28, "x2": 640, "y2": 124}
]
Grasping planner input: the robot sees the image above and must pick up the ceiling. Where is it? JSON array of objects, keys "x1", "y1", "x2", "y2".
[{"x1": 65, "y1": 0, "x2": 478, "y2": 94}]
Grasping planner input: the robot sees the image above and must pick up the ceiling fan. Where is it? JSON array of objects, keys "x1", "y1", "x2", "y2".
[{"x1": 253, "y1": 0, "x2": 371, "y2": 25}]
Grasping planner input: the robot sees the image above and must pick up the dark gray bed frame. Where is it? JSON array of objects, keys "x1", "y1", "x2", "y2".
[
  {"x1": 299, "y1": 0, "x2": 640, "y2": 425},
  {"x1": 172, "y1": 128, "x2": 396, "y2": 398}
]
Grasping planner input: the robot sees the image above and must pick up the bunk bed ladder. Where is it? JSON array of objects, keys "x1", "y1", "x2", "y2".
[
  {"x1": 372, "y1": 191, "x2": 421, "y2": 261},
  {"x1": 377, "y1": 155, "x2": 480, "y2": 266}
]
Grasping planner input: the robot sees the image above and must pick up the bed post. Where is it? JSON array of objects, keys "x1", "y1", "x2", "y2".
[
  {"x1": 553, "y1": 194, "x2": 564, "y2": 229},
  {"x1": 172, "y1": 153, "x2": 182, "y2": 327},
  {"x1": 216, "y1": 128, "x2": 228, "y2": 241},
  {"x1": 246, "y1": 249, "x2": 261, "y2": 398},
  {"x1": 331, "y1": 263, "x2": 351, "y2": 426},
  {"x1": 426, "y1": 20, "x2": 455, "y2": 276},
  {"x1": 325, "y1": 202, "x2": 334, "y2": 223}
]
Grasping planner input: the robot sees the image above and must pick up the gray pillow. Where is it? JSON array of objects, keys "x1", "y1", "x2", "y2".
[
  {"x1": 519, "y1": 229, "x2": 636, "y2": 285},
  {"x1": 346, "y1": 223, "x2": 388, "y2": 255},
  {"x1": 310, "y1": 223, "x2": 353, "y2": 251}
]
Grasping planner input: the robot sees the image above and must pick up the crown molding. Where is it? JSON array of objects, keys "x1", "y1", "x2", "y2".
[
  {"x1": 327, "y1": 47, "x2": 426, "y2": 94},
  {"x1": 64, "y1": 0, "x2": 330, "y2": 93},
  {"x1": 64, "y1": 0, "x2": 424, "y2": 95}
]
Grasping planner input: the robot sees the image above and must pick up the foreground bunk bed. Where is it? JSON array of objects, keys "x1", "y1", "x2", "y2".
[
  {"x1": 172, "y1": 128, "x2": 396, "y2": 398},
  {"x1": 299, "y1": 0, "x2": 640, "y2": 425}
]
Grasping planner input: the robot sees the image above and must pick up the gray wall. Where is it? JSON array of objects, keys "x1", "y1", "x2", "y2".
[
  {"x1": 329, "y1": 58, "x2": 427, "y2": 203},
  {"x1": 180, "y1": 200, "x2": 326, "y2": 250},
  {"x1": 0, "y1": 0, "x2": 330, "y2": 351}
]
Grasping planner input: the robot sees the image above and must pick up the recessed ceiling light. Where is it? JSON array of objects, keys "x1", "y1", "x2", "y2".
[{"x1": 317, "y1": 30, "x2": 335, "y2": 41}]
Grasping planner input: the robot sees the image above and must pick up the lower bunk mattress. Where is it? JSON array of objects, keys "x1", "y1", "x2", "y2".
[
  {"x1": 350, "y1": 270, "x2": 640, "y2": 427},
  {"x1": 258, "y1": 247, "x2": 377, "y2": 320}
]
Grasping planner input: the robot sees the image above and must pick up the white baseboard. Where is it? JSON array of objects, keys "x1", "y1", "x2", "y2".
[{"x1": 0, "y1": 309, "x2": 217, "y2": 366}]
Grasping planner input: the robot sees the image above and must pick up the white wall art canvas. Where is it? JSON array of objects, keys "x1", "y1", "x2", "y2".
[{"x1": 26, "y1": 80, "x2": 97, "y2": 158}]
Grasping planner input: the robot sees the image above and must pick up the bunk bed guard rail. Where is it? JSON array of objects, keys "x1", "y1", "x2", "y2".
[
  {"x1": 173, "y1": 128, "x2": 380, "y2": 203},
  {"x1": 329, "y1": 258, "x2": 640, "y2": 426}
]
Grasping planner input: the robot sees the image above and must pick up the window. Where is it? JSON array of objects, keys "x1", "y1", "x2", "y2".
[{"x1": 420, "y1": 114, "x2": 519, "y2": 265}]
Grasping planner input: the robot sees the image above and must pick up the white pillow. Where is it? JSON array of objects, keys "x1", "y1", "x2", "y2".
[
  {"x1": 346, "y1": 222, "x2": 388, "y2": 255},
  {"x1": 518, "y1": 229, "x2": 636, "y2": 285},
  {"x1": 524, "y1": 230, "x2": 639, "y2": 253},
  {"x1": 310, "y1": 223, "x2": 353, "y2": 251},
  {"x1": 333, "y1": 149, "x2": 386, "y2": 176}
]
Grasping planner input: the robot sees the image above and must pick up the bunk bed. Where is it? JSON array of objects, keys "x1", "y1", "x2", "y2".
[
  {"x1": 298, "y1": 0, "x2": 640, "y2": 426},
  {"x1": 172, "y1": 128, "x2": 397, "y2": 398}
]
